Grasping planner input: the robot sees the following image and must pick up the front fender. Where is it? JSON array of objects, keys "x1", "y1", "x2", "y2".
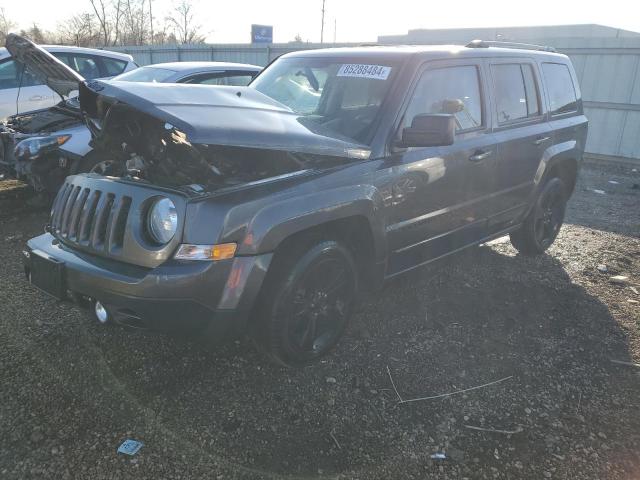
[
  {"x1": 58, "y1": 124, "x2": 93, "y2": 159},
  {"x1": 236, "y1": 184, "x2": 387, "y2": 262}
]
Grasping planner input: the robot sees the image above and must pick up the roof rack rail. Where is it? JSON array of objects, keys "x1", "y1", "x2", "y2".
[{"x1": 466, "y1": 39, "x2": 556, "y2": 53}]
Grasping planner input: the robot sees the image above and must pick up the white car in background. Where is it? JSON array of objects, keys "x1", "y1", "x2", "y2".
[
  {"x1": 0, "y1": 44, "x2": 136, "y2": 119},
  {"x1": 0, "y1": 34, "x2": 262, "y2": 202}
]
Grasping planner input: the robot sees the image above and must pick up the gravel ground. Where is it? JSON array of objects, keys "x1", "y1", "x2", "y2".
[{"x1": 1, "y1": 159, "x2": 639, "y2": 479}]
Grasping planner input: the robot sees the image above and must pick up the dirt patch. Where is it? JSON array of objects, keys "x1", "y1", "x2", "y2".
[{"x1": 0, "y1": 160, "x2": 639, "y2": 479}]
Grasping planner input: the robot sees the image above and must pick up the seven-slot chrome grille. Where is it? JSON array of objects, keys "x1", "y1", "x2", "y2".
[{"x1": 50, "y1": 180, "x2": 132, "y2": 255}]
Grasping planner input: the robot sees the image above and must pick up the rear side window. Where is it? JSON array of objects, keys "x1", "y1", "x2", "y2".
[
  {"x1": 53, "y1": 53, "x2": 101, "y2": 80},
  {"x1": 404, "y1": 65, "x2": 483, "y2": 132},
  {"x1": 492, "y1": 63, "x2": 540, "y2": 124},
  {"x1": 71, "y1": 55, "x2": 100, "y2": 79},
  {"x1": 100, "y1": 57, "x2": 127, "y2": 76},
  {"x1": 542, "y1": 63, "x2": 577, "y2": 115}
]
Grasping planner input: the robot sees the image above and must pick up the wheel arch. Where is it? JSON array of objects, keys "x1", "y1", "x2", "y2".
[
  {"x1": 239, "y1": 185, "x2": 388, "y2": 289},
  {"x1": 534, "y1": 140, "x2": 581, "y2": 196}
]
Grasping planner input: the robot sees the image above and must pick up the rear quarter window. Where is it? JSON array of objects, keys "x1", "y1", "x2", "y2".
[{"x1": 542, "y1": 63, "x2": 578, "y2": 115}]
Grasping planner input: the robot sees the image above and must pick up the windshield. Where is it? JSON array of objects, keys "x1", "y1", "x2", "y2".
[
  {"x1": 113, "y1": 66, "x2": 176, "y2": 83},
  {"x1": 251, "y1": 57, "x2": 397, "y2": 144}
]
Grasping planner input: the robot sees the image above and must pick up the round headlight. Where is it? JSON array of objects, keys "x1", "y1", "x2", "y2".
[{"x1": 147, "y1": 197, "x2": 178, "y2": 244}]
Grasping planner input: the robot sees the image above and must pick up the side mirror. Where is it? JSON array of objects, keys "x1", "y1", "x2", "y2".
[{"x1": 400, "y1": 113, "x2": 455, "y2": 148}]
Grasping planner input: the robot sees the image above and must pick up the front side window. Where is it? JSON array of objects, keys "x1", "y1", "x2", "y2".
[
  {"x1": 403, "y1": 65, "x2": 483, "y2": 132},
  {"x1": 542, "y1": 62, "x2": 578, "y2": 115},
  {"x1": 0, "y1": 58, "x2": 45, "y2": 89},
  {"x1": 251, "y1": 57, "x2": 398, "y2": 144},
  {"x1": 493, "y1": 63, "x2": 540, "y2": 124},
  {"x1": 0, "y1": 58, "x2": 20, "y2": 90}
]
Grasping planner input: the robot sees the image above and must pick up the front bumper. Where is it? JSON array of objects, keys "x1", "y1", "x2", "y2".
[{"x1": 23, "y1": 233, "x2": 272, "y2": 342}]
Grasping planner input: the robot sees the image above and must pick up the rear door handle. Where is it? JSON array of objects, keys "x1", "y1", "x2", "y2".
[
  {"x1": 533, "y1": 136, "x2": 550, "y2": 145},
  {"x1": 28, "y1": 95, "x2": 44, "y2": 101},
  {"x1": 469, "y1": 150, "x2": 492, "y2": 162}
]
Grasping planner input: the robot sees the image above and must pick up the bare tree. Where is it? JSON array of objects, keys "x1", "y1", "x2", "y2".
[
  {"x1": 150, "y1": 20, "x2": 175, "y2": 45},
  {"x1": 0, "y1": 7, "x2": 17, "y2": 44},
  {"x1": 112, "y1": 0, "x2": 124, "y2": 45},
  {"x1": 57, "y1": 13, "x2": 101, "y2": 47},
  {"x1": 120, "y1": 0, "x2": 149, "y2": 45},
  {"x1": 89, "y1": 0, "x2": 111, "y2": 46},
  {"x1": 148, "y1": 0, "x2": 153, "y2": 45},
  {"x1": 25, "y1": 23, "x2": 50, "y2": 44},
  {"x1": 166, "y1": 0, "x2": 204, "y2": 44}
]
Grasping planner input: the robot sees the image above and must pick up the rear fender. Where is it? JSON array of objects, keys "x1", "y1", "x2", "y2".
[{"x1": 531, "y1": 139, "x2": 580, "y2": 199}]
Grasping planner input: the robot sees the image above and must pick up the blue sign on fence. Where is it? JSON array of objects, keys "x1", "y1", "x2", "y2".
[{"x1": 251, "y1": 25, "x2": 273, "y2": 44}]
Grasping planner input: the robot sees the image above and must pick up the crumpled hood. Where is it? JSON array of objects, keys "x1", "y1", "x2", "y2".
[
  {"x1": 79, "y1": 79, "x2": 371, "y2": 159},
  {"x1": 5, "y1": 34, "x2": 83, "y2": 98}
]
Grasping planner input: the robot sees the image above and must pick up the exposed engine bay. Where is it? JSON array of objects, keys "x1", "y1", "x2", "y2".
[
  {"x1": 87, "y1": 102, "x2": 348, "y2": 193},
  {"x1": 3, "y1": 100, "x2": 81, "y2": 134},
  {"x1": 0, "y1": 101, "x2": 83, "y2": 192}
]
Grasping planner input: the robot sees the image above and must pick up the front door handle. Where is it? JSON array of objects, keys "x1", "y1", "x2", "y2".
[
  {"x1": 469, "y1": 150, "x2": 492, "y2": 162},
  {"x1": 533, "y1": 136, "x2": 551, "y2": 145},
  {"x1": 28, "y1": 95, "x2": 44, "y2": 101}
]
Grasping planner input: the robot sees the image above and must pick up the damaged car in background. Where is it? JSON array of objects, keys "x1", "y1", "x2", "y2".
[
  {"x1": 0, "y1": 34, "x2": 136, "y2": 198},
  {"x1": 0, "y1": 34, "x2": 261, "y2": 203},
  {"x1": 24, "y1": 45, "x2": 587, "y2": 366}
]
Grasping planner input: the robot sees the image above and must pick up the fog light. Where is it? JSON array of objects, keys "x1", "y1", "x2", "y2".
[{"x1": 94, "y1": 301, "x2": 110, "y2": 324}]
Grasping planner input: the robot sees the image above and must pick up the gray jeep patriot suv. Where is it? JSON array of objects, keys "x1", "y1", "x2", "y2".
[{"x1": 24, "y1": 41, "x2": 588, "y2": 366}]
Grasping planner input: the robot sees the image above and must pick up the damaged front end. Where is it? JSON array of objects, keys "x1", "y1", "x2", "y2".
[
  {"x1": 0, "y1": 102, "x2": 83, "y2": 191},
  {"x1": 78, "y1": 80, "x2": 371, "y2": 194},
  {"x1": 1, "y1": 34, "x2": 87, "y2": 191}
]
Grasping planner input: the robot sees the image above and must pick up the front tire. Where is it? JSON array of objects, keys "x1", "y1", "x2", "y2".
[
  {"x1": 510, "y1": 177, "x2": 567, "y2": 255},
  {"x1": 253, "y1": 240, "x2": 359, "y2": 367}
]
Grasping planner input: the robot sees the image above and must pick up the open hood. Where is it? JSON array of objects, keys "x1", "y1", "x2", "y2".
[
  {"x1": 5, "y1": 33, "x2": 84, "y2": 98},
  {"x1": 79, "y1": 80, "x2": 371, "y2": 159}
]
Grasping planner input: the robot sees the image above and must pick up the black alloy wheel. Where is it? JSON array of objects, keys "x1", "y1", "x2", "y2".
[
  {"x1": 254, "y1": 240, "x2": 358, "y2": 366},
  {"x1": 510, "y1": 177, "x2": 568, "y2": 255}
]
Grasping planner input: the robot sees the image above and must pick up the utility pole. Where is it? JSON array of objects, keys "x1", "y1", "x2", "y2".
[
  {"x1": 320, "y1": 0, "x2": 326, "y2": 44},
  {"x1": 333, "y1": 18, "x2": 336, "y2": 43},
  {"x1": 149, "y1": 0, "x2": 154, "y2": 45}
]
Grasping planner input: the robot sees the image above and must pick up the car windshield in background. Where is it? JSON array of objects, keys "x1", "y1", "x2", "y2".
[
  {"x1": 250, "y1": 58, "x2": 397, "y2": 144},
  {"x1": 113, "y1": 66, "x2": 176, "y2": 83}
]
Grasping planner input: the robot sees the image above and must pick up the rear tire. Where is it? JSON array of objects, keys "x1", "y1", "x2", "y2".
[
  {"x1": 252, "y1": 240, "x2": 359, "y2": 367},
  {"x1": 510, "y1": 177, "x2": 567, "y2": 255}
]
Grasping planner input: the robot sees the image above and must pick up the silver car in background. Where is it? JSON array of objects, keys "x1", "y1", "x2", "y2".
[{"x1": 112, "y1": 61, "x2": 261, "y2": 85}]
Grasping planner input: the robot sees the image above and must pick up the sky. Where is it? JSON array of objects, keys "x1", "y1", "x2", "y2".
[{"x1": 3, "y1": 0, "x2": 639, "y2": 44}]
